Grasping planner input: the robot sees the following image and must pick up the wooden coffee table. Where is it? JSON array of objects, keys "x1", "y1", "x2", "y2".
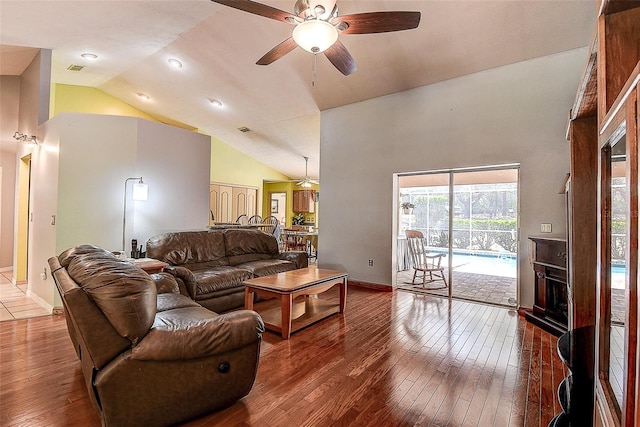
[{"x1": 244, "y1": 268, "x2": 348, "y2": 339}]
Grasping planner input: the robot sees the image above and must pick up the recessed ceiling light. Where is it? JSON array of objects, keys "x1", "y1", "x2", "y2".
[
  {"x1": 210, "y1": 99, "x2": 223, "y2": 108},
  {"x1": 138, "y1": 93, "x2": 150, "y2": 101},
  {"x1": 81, "y1": 53, "x2": 98, "y2": 60},
  {"x1": 168, "y1": 58, "x2": 182, "y2": 68}
]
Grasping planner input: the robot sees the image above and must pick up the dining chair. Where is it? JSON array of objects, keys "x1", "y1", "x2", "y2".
[
  {"x1": 248, "y1": 215, "x2": 262, "y2": 224},
  {"x1": 236, "y1": 214, "x2": 248, "y2": 225},
  {"x1": 261, "y1": 216, "x2": 279, "y2": 234},
  {"x1": 283, "y1": 229, "x2": 307, "y2": 252},
  {"x1": 405, "y1": 230, "x2": 447, "y2": 289}
]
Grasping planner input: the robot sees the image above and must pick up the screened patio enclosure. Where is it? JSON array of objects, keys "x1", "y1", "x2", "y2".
[{"x1": 396, "y1": 166, "x2": 519, "y2": 307}]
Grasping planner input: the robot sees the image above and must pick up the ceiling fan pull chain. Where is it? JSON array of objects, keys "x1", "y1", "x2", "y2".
[{"x1": 312, "y1": 53, "x2": 318, "y2": 87}]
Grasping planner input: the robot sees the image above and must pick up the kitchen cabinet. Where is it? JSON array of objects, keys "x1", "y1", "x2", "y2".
[{"x1": 293, "y1": 190, "x2": 315, "y2": 213}]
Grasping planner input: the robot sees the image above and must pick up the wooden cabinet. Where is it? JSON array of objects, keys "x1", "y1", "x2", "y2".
[
  {"x1": 525, "y1": 237, "x2": 568, "y2": 336},
  {"x1": 567, "y1": 3, "x2": 640, "y2": 426},
  {"x1": 210, "y1": 183, "x2": 257, "y2": 225},
  {"x1": 293, "y1": 190, "x2": 315, "y2": 213}
]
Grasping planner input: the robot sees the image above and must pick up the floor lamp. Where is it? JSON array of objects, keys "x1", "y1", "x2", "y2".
[{"x1": 122, "y1": 177, "x2": 148, "y2": 252}]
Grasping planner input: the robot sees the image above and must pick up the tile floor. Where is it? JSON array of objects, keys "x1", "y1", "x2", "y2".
[{"x1": 0, "y1": 270, "x2": 51, "y2": 322}]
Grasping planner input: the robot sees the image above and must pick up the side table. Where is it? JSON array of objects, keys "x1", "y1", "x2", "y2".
[{"x1": 129, "y1": 258, "x2": 169, "y2": 274}]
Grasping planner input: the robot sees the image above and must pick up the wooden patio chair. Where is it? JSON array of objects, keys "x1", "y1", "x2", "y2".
[{"x1": 405, "y1": 230, "x2": 447, "y2": 289}]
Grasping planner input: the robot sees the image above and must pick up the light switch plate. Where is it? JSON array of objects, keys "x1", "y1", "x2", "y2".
[{"x1": 540, "y1": 223, "x2": 552, "y2": 233}]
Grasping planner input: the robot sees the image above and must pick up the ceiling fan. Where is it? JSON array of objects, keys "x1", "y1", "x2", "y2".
[
  {"x1": 296, "y1": 156, "x2": 319, "y2": 187},
  {"x1": 211, "y1": 0, "x2": 421, "y2": 76}
]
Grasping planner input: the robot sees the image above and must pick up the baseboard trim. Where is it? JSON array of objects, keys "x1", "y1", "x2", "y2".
[{"x1": 348, "y1": 279, "x2": 392, "y2": 292}]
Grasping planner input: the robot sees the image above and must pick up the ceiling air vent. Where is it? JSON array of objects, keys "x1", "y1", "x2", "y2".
[
  {"x1": 238, "y1": 127, "x2": 251, "y2": 133},
  {"x1": 67, "y1": 64, "x2": 84, "y2": 71}
]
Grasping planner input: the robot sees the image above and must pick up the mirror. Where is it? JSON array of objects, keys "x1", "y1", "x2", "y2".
[{"x1": 608, "y1": 131, "x2": 627, "y2": 411}]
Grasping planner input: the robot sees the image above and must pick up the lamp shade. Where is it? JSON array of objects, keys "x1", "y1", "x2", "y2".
[
  {"x1": 132, "y1": 182, "x2": 148, "y2": 201},
  {"x1": 292, "y1": 19, "x2": 338, "y2": 53}
]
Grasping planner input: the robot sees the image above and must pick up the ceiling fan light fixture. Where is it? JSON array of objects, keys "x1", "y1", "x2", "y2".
[{"x1": 292, "y1": 19, "x2": 338, "y2": 53}]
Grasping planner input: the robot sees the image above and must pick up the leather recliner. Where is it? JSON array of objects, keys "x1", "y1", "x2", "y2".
[{"x1": 48, "y1": 245, "x2": 264, "y2": 427}]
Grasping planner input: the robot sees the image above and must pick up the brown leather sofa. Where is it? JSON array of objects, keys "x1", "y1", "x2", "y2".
[
  {"x1": 146, "y1": 228, "x2": 308, "y2": 313},
  {"x1": 49, "y1": 245, "x2": 264, "y2": 427}
]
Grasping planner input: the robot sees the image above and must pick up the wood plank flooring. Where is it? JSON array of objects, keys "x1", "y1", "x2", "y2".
[{"x1": 0, "y1": 287, "x2": 565, "y2": 427}]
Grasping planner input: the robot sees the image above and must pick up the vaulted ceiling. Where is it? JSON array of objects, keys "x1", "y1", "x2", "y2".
[{"x1": 0, "y1": 1, "x2": 597, "y2": 179}]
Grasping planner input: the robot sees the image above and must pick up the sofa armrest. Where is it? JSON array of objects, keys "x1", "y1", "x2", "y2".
[
  {"x1": 149, "y1": 272, "x2": 181, "y2": 294},
  {"x1": 279, "y1": 251, "x2": 308, "y2": 269},
  {"x1": 163, "y1": 266, "x2": 197, "y2": 299},
  {"x1": 131, "y1": 308, "x2": 264, "y2": 361}
]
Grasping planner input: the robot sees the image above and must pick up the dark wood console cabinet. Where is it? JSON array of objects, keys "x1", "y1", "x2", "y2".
[{"x1": 526, "y1": 237, "x2": 568, "y2": 336}]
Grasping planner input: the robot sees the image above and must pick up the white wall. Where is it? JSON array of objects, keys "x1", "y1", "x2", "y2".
[
  {"x1": 27, "y1": 120, "x2": 59, "y2": 308},
  {"x1": 134, "y1": 119, "x2": 211, "y2": 244},
  {"x1": 27, "y1": 113, "x2": 210, "y2": 309},
  {"x1": 319, "y1": 48, "x2": 587, "y2": 308}
]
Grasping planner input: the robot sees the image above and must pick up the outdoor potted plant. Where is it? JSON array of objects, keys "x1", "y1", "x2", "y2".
[{"x1": 401, "y1": 202, "x2": 415, "y2": 215}]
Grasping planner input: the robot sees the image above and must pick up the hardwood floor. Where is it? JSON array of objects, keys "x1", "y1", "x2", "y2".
[{"x1": 0, "y1": 287, "x2": 565, "y2": 426}]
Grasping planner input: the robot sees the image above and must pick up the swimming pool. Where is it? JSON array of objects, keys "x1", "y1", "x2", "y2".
[{"x1": 424, "y1": 249, "x2": 517, "y2": 278}]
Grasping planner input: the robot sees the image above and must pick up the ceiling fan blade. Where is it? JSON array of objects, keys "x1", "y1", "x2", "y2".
[
  {"x1": 211, "y1": 0, "x2": 296, "y2": 23},
  {"x1": 324, "y1": 40, "x2": 357, "y2": 76},
  {"x1": 256, "y1": 38, "x2": 298, "y2": 65},
  {"x1": 333, "y1": 11, "x2": 421, "y2": 34}
]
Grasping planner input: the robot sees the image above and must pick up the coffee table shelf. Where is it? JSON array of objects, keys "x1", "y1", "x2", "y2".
[{"x1": 255, "y1": 294, "x2": 341, "y2": 336}]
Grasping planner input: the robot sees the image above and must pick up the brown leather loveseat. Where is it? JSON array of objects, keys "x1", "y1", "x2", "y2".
[
  {"x1": 146, "y1": 228, "x2": 308, "y2": 313},
  {"x1": 49, "y1": 245, "x2": 264, "y2": 427}
]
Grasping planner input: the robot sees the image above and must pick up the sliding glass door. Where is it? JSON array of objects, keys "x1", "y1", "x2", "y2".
[
  {"x1": 398, "y1": 165, "x2": 518, "y2": 307},
  {"x1": 451, "y1": 169, "x2": 518, "y2": 305}
]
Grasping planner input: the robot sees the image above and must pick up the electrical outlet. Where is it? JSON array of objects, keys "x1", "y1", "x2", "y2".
[
  {"x1": 368, "y1": 259, "x2": 374, "y2": 267},
  {"x1": 540, "y1": 223, "x2": 552, "y2": 233}
]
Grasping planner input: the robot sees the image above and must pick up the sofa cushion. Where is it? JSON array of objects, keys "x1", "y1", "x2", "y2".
[
  {"x1": 64, "y1": 245, "x2": 156, "y2": 345},
  {"x1": 224, "y1": 228, "x2": 279, "y2": 266},
  {"x1": 191, "y1": 266, "x2": 253, "y2": 297},
  {"x1": 146, "y1": 230, "x2": 229, "y2": 267},
  {"x1": 237, "y1": 259, "x2": 297, "y2": 277}
]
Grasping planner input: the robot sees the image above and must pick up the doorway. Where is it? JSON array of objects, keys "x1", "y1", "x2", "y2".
[
  {"x1": 396, "y1": 165, "x2": 519, "y2": 308},
  {"x1": 269, "y1": 192, "x2": 287, "y2": 225},
  {"x1": 16, "y1": 154, "x2": 32, "y2": 285}
]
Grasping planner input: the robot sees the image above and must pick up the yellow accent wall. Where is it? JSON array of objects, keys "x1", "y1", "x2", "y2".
[
  {"x1": 53, "y1": 84, "x2": 159, "y2": 121},
  {"x1": 263, "y1": 181, "x2": 319, "y2": 228},
  {"x1": 16, "y1": 154, "x2": 31, "y2": 283},
  {"x1": 210, "y1": 137, "x2": 290, "y2": 214},
  {"x1": 52, "y1": 84, "x2": 195, "y2": 130}
]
